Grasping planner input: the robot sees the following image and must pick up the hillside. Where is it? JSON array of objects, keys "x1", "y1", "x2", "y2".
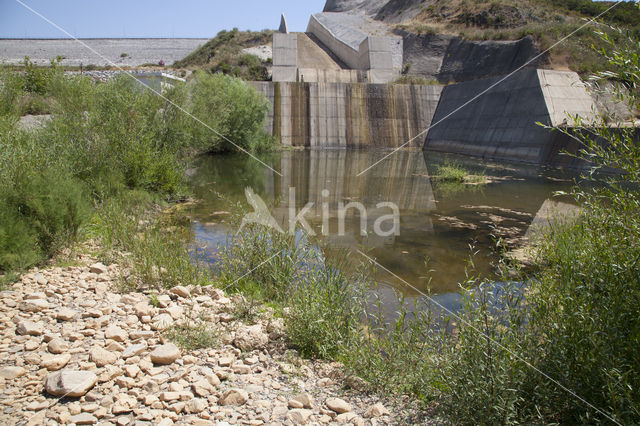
[
  {"x1": 327, "y1": 0, "x2": 640, "y2": 75},
  {"x1": 173, "y1": 28, "x2": 274, "y2": 80}
]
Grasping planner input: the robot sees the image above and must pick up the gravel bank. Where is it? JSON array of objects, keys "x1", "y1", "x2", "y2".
[{"x1": 0, "y1": 245, "x2": 426, "y2": 425}]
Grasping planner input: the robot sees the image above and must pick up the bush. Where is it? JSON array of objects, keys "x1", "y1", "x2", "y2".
[{"x1": 188, "y1": 71, "x2": 272, "y2": 153}]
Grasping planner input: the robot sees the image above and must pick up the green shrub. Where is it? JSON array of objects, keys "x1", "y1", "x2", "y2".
[{"x1": 188, "y1": 71, "x2": 272, "y2": 153}]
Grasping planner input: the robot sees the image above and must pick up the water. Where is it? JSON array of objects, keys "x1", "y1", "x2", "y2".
[{"x1": 188, "y1": 149, "x2": 576, "y2": 306}]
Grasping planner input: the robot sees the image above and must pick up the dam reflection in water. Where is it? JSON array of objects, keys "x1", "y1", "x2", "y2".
[{"x1": 190, "y1": 150, "x2": 574, "y2": 303}]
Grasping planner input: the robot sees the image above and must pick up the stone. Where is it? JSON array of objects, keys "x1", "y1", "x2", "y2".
[
  {"x1": 233, "y1": 325, "x2": 268, "y2": 352},
  {"x1": 166, "y1": 305, "x2": 183, "y2": 320},
  {"x1": 104, "y1": 325, "x2": 127, "y2": 342},
  {"x1": 89, "y1": 263, "x2": 108, "y2": 274},
  {"x1": 156, "y1": 294, "x2": 172, "y2": 308},
  {"x1": 89, "y1": 346, "x2": 118, "y2": 367},
  {"x1": 45, "y1": 370, "x2": 97, "y2": 397},
  {"x1": 219, "y1": 388, "x2": 249, "y2": 406},
  {"x1": 152, "y1": 313, "x2": 174, "y2": 331},
  {"x1": 122, "y1": 342, "x2": 147, "y2": 358},
  {"x1": 0, "y1": 366, "x2": 26, "y2": 379},
  {"x1": 24, "y1": 340, "x2": 39, "y2": 351},
  {"x1": 56, "y1": 307, "x2": 77, "y2": 321},
  {"x1": 170, "y1": 285, "x2": 190, "y2": 298},
  {"x1": 134, "y1": 301, "x2": 153, "y2": 317},
  {"x1": 160, "y1": 392, "x2": 180, "y2": 402},
  {"x1": 124, "y1": 364, "x2": 140, "y2": 378},
  {"x1": 288, "y1": 399, "x2": 304, "y2": 409},
  {"x1": 16, "y1": 320, "x2": 44, "y2": 336},
  {"x1": 20, "y1": 299, "x2": 49, "y2": 312},
  {"x1": 325, "y1": 397, "x2": 351, "y2": 414},
  {"x1": 293, "y1": 394, "x2": 313, "y2": 409},
  {"x1": 41, "y1": 354, "x2": 71, "y2": 370},
  {"x1": 186, "y1": 398, "x2": 207, "y2": 414},
  {"x1": 365, "y1": 402, "x2": 390, "y2": 418},
  {"x1": 69, "y1": 413, "x2": 97, "y2": 424},
  {"x1": 287, "y1": 409, "x2": 312, "y2": 424},
  {"x1": 112, "y1": 394, "x2": 137, "y2": 414},
  {"x1": 150, "y1": 343, "x2": 180, "y2": 364},
  {"x1": 48, "y1": 338, "x2": 69, "y2": 354}
]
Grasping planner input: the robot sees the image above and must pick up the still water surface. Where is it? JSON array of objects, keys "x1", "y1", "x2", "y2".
[{"x1": 188, "y1": 149, "x2": 576, "y2": 309}]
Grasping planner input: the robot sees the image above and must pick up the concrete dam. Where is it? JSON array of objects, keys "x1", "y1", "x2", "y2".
[{"x1": 254, "y1": 7, "x2": 621, "y2": 165}]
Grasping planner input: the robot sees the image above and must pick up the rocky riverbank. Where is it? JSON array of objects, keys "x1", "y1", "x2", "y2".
[{"x1": 0, "y1": 249, "x2": 420, "y2": 425}]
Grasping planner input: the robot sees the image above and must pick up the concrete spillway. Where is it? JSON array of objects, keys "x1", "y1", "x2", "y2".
[
  {"x1": 251, "y1": 81, "x2": 442, "y2": 148},
  {"x1": 424, "y1": 68, "x2": 600, "y2": 165}
]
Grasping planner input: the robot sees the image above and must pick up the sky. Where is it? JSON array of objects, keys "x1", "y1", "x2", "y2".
[{"x1": 0, "y1": 0, "x2": 327, "y2": 38}]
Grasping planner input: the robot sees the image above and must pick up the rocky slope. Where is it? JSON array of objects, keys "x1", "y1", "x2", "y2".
[{"x1": 0, "y1": 250, "x2": 417, "y2": 425}]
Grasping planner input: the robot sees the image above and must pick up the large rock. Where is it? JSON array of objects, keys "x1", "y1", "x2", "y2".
[
  {"x1": 219, "y1": 388, "x2": 249, "y2": 406},
  {"x1": 16, "y1": 321, "x2": 44, "y2": 336},
  {"x1": 233, "y1": 325, "x2": 268, "y2": 352},
  {"x1": 325, "y1": 397, "x2": 351, "y2": 414},
  {"x1": 150, "y1": 343, "x2": 180, "y2": 364},
  {"x1": 45, "y1": 370, "x2": 97, "y2": 397},
  {"x1": 89, "y1": 346, "x2": 118, "y2": 367}
]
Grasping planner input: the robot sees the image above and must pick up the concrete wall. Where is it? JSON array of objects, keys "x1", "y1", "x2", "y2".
[
  {"x1": 305, "y1": 13, "x2": 401, "y2": 81},
  {"x1": 424, "y1": 68, "x2": 599, "y2": 164},
  {"x1": 272, "y1": 33, "x2": 298, "y2": 83},
  {"x1": 251, "y1": 81, "x2": 442, "y2": 148}
]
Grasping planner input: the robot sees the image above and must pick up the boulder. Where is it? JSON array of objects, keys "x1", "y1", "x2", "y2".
[{"x1": 45, "y1": 370, "x2": 97, "y2": 397}]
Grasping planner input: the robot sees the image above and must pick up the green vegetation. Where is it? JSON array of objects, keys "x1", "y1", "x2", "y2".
[
  {"x1": 173, "y1": 28, "x2": 273, "y2": 81},
  {"x1": 188, "y1": 71, "x2": 272, "y2": 153},
  {"x1": 0, "y1": 59, "x2": 273, "y2": 275},
  {"x1": 164, "y1": 320, "x2": 220, "y2": 350},
  {"x1": 398, "y1": 0, "x2": 640, "y2": 75},
  {"x1": 434, "y1": 161, "x2": 486, "y2": 184}
]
